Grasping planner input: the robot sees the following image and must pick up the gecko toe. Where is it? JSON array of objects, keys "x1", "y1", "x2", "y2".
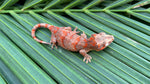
[
  {"x1": 83, "y1": 55, "x2": 92, "y2": 64},
  {"x1": 83, "y1": 58, "x2": 86, "y2": 62},
  {"x1": 55, "y1": 45, "x2": 57, "y2": 49},
  {"x1": 51, "y1": 43, "x2": 57, "y2": 49}
]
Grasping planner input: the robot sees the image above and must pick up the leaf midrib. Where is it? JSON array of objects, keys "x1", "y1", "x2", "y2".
[{"x1": 0, "y1": 9, "x2": 149, "y2": 13}]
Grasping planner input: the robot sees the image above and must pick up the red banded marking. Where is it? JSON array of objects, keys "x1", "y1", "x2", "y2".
[
  {"x1": 32, "y1": 29, "x2": 36, "y2": 32},
  {"x1": 89, "y1": 37, "x2": 94, "y2": 40},
  {"x1": 62, "y1": 31, "x2": 76, "y2": 48},
  {"x1": 31, "y1": 29, "x2": 36, "y2": 37},
  {"x1": 39, "y1": 40, "x2": 43, "y2": 43},
  {"x1": 72, "y1": 36, "x2": 80, "y2": 50},
  {"x1": 54, "y1": 27, "x2": 59, "y2": 33},
  {"x1": 32, "y1": 29, "x2": 36, "y2": 33},
  {"x1": 34, "y1": 38, "x2": 41, "y2": 43},
  {"x1": 56, "y1": 27, "x2": 59, "y2": 30},
  {"x1": 31, "y1": 23, "x2": 53, "y2": 44},
  {"x1": 61, "y1": 30, "x2": 68, "y2": 47},
  {"x1": 83, "y1": 39, "x2": 88, "y2": 48},
  {"x1": 92, "y1": 42, "x2": 96, "y2": 46},
  {"x1": 49, "y1": 25, "x2": 54, "y2": 30},
  {"x1": 67, "y1": 32, "x2": 77, "y2": 49},
  {"x1": 89, "y1": 37, "x2": 96, "y2": 46},
  {"x1": 37, "y1": 24, "x2": 41, "y2": 27},
  {"x1": 33, "y1": 36, "x2": 36, "y2": 39},
  {"x1": 45, "y1": 24, "x2": 48, "y2": 28}
]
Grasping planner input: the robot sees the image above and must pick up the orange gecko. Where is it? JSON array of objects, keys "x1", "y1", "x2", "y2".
[{"x1": 31, "y1": 23, "x2": 114, "y2": 63}]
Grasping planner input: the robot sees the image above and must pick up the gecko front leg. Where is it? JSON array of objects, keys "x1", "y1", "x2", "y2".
[
  {"x1": 73, "y1": 27, "x2": 80, "y2": 33},
  {"x1": 79, "y1": 49, "x2": 92, "y2": 63},
  {"x1": 81, "y1": 31, "x2": 87, "y2": 39}
]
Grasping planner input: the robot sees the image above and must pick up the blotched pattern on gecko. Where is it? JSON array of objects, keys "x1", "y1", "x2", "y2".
[{"x1": 31, "y1": 23, "x2": 114, "y2": 63}]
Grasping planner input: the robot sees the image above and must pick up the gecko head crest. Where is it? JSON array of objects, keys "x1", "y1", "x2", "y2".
[{"x1": 91, "y1": 32, "x2": 114, "y2": 51}]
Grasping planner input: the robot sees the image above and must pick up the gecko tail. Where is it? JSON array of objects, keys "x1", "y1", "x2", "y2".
[{"x1": 31, "y1": 23, "x2": 53, "y2": 45}]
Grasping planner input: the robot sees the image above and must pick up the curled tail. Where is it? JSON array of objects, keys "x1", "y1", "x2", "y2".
[{"x1": 31, "y1": 23, "x2": 54, "y2": 44}]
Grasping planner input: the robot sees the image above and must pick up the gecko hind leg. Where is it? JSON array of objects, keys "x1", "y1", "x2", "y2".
[{"x1": 50, "y1": 34, "x2": 57, "y2": 49}]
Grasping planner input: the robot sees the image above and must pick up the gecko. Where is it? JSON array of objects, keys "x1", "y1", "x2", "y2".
[{"x1": 31, "y1": 23, "x2": 114, "y2": 63}]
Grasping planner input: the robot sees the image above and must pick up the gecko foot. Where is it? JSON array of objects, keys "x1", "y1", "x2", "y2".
[
  {"x1": 83, "y1": 55, "x2": 92, "y2": 64},
  {"x1": 51, "y1": 44, "x2": 57, "y2": 49},
  {"x1": 50, "y1": 41, "x2": 57, "y2": 49}
]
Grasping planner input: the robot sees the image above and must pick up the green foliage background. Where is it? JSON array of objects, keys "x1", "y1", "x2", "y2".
[{"x1": 0, "y1": 0, "x2": 150, "y2": 84}]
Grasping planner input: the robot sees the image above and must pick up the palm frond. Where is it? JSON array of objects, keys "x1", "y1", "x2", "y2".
[{"x1": 0, "y1": 0, "x2": 150, "y2": 83}]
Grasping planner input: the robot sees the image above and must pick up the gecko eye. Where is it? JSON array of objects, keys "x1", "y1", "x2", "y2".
[
  {"x1": 99, "y1": 32, "x2": 105, "y2": 35},
  {"x1": 91, "y1": 34, "x2": 97, "y2": 37}
]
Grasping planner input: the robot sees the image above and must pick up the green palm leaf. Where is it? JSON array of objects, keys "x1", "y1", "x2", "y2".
[{"x1": 0, "y1": 0, "x2": 150, "y2": 84}]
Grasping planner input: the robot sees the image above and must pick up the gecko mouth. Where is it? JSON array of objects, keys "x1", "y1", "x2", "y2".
[{"x1": 106, "y1": 36, "x2": 114, "y2": 46}]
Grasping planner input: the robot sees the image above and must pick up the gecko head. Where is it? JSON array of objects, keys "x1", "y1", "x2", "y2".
[{"x1": 90, "y1": 32, "x2": 114, "y2": 51}]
